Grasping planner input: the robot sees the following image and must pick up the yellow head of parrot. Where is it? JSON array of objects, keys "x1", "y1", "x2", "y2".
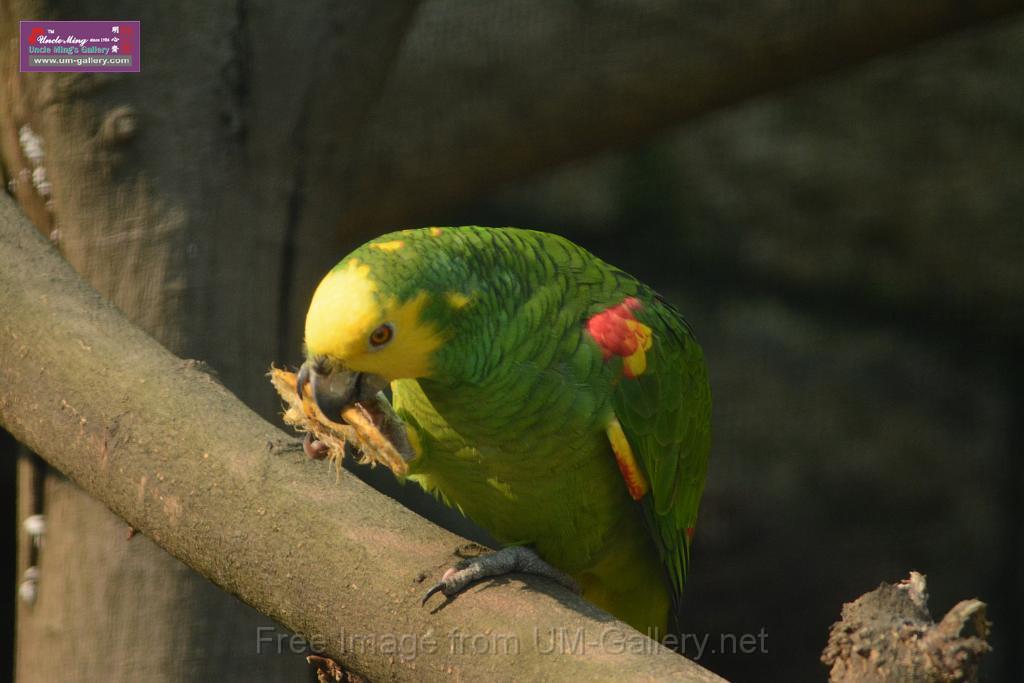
[{"x1": 303, "y1": 258, "x2": 444, "y2": 381}]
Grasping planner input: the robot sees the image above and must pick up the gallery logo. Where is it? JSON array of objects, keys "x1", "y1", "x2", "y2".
[{"x1": 20, "y1": 20, "x2": 140, "y2": 73}]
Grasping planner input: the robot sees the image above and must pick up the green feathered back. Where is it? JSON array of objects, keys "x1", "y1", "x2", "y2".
[{"x1": 612, "y1": 294, "x2": 712, "y2": 614}]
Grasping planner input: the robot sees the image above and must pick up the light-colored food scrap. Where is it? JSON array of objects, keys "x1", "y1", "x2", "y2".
[{"x1": 269, "y1": 367, "x2": 408, "y2": 477}]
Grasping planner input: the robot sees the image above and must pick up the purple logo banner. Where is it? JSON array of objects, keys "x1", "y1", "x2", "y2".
[{"x1": 20, "y1": 20, "x2": 140, "y2": 73}]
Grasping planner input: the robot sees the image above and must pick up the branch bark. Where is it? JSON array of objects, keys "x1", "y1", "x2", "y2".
[
  {"x1": 0, "y1": 195, "x2": 727, "y2": 680},
  {"x1": 822, "y1": 573, "x2": 990, "y2": 682}
]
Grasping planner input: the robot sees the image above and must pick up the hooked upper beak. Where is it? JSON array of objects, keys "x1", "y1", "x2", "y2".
[
  {"x1": 296, "y1": 360, "x2": 386, "y2": 424},
  {"x1": 296, "y1": 361, "x2": 314, "y2": 407}
]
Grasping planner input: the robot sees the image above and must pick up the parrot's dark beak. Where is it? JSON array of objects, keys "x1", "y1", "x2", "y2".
[
  {"x1": 295, "y1": 362, "x2": 312, "y2": 405},
  {"x1": 296, "y1": 359, "x2": 387, "y2": 424}
]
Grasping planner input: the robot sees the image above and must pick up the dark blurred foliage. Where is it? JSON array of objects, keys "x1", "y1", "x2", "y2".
[{"x1": 442, "y1": 16, "x2": 1024, "y2": 682}]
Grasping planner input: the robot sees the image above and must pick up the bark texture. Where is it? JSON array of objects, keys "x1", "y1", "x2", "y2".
[
  {"x1": 822, "y1": 573, "x2": 990, "y2": 683},
  {"x1": 0, "y1": 195, "x2": 729, "y2": 681}
]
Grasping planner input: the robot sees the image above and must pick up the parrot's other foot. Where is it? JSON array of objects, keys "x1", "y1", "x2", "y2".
[
  {"x1": 303, "y1": 432, "x2": 330, "y2": 460},
  {"x1": 370, "y1": 392, "x2": 416, "y2": 462},
  {"x1": 421, "y1": 546, "x2": 579, "y2": 605}
]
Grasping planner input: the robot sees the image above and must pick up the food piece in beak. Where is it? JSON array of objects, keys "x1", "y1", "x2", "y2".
[{"x1": 296, "y1": 361, "x2": 386, "y2": 425}]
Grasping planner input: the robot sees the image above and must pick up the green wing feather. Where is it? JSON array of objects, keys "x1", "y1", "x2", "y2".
[{"x1": 610, "y1": 294, "x2": 712, "y2": 612}]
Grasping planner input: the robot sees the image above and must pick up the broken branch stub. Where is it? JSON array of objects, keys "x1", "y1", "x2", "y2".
[{"x1": 822, "y1": 572, "x2": 991, "y2": 683}]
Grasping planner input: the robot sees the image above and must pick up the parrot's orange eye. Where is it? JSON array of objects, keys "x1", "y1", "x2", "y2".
[{"x1": 369, "y1": 323, "x2": 394, "y2": 348}]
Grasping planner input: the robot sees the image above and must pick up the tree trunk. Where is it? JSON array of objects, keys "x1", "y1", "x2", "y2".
[{"x1": 2, "y1": 1, "x2": 420, "y2": 679}]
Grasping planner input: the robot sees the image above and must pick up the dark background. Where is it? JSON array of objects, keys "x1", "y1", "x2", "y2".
[{"x1": 3, "y1": 5, "x2": 1023, "y2": 683}]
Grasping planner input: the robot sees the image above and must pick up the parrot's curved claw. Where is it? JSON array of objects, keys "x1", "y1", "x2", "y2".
[
  {"x1": 420, "y1": 547, "x2": 580, "y2": 607},
  {"x1": 421, "y1": 582, "x2": 447, "y2": 606}
]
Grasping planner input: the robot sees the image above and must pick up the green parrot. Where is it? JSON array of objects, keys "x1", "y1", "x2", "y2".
[{"x1": 297, "y1": 226, "x2": 711, "y2": 636}]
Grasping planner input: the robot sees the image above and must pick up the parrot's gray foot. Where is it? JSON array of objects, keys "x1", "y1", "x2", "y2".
[{"x1": 421, "y1": 546, "x2": 579, "y2": 605}]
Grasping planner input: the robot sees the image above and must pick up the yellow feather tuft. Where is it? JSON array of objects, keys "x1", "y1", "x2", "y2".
[
  {"x1": 371, "y1": 240, "x2": 405, "y2": 252},
  {"x1": 606, "y1": 418, "x2": 649, "y2": 500},
  {"x1": 445, "y1": 291, "x2": 471, "y2": 309},
  {"x1": 622, "y1": 319, "x2": 653, "y2": 378}
]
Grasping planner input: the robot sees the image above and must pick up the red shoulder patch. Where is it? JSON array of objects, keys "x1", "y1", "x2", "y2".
[{"x1": 586, "y1": 297, "x2": 653, "y2": 378}]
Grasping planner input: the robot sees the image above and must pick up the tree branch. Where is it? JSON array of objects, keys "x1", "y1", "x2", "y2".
[
  {"x1": 822, "y1": 573, "x2": 990, "y2": 683},
  {"x1": 0, "y1": 193, "x2": 727, "y2": 680}
]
